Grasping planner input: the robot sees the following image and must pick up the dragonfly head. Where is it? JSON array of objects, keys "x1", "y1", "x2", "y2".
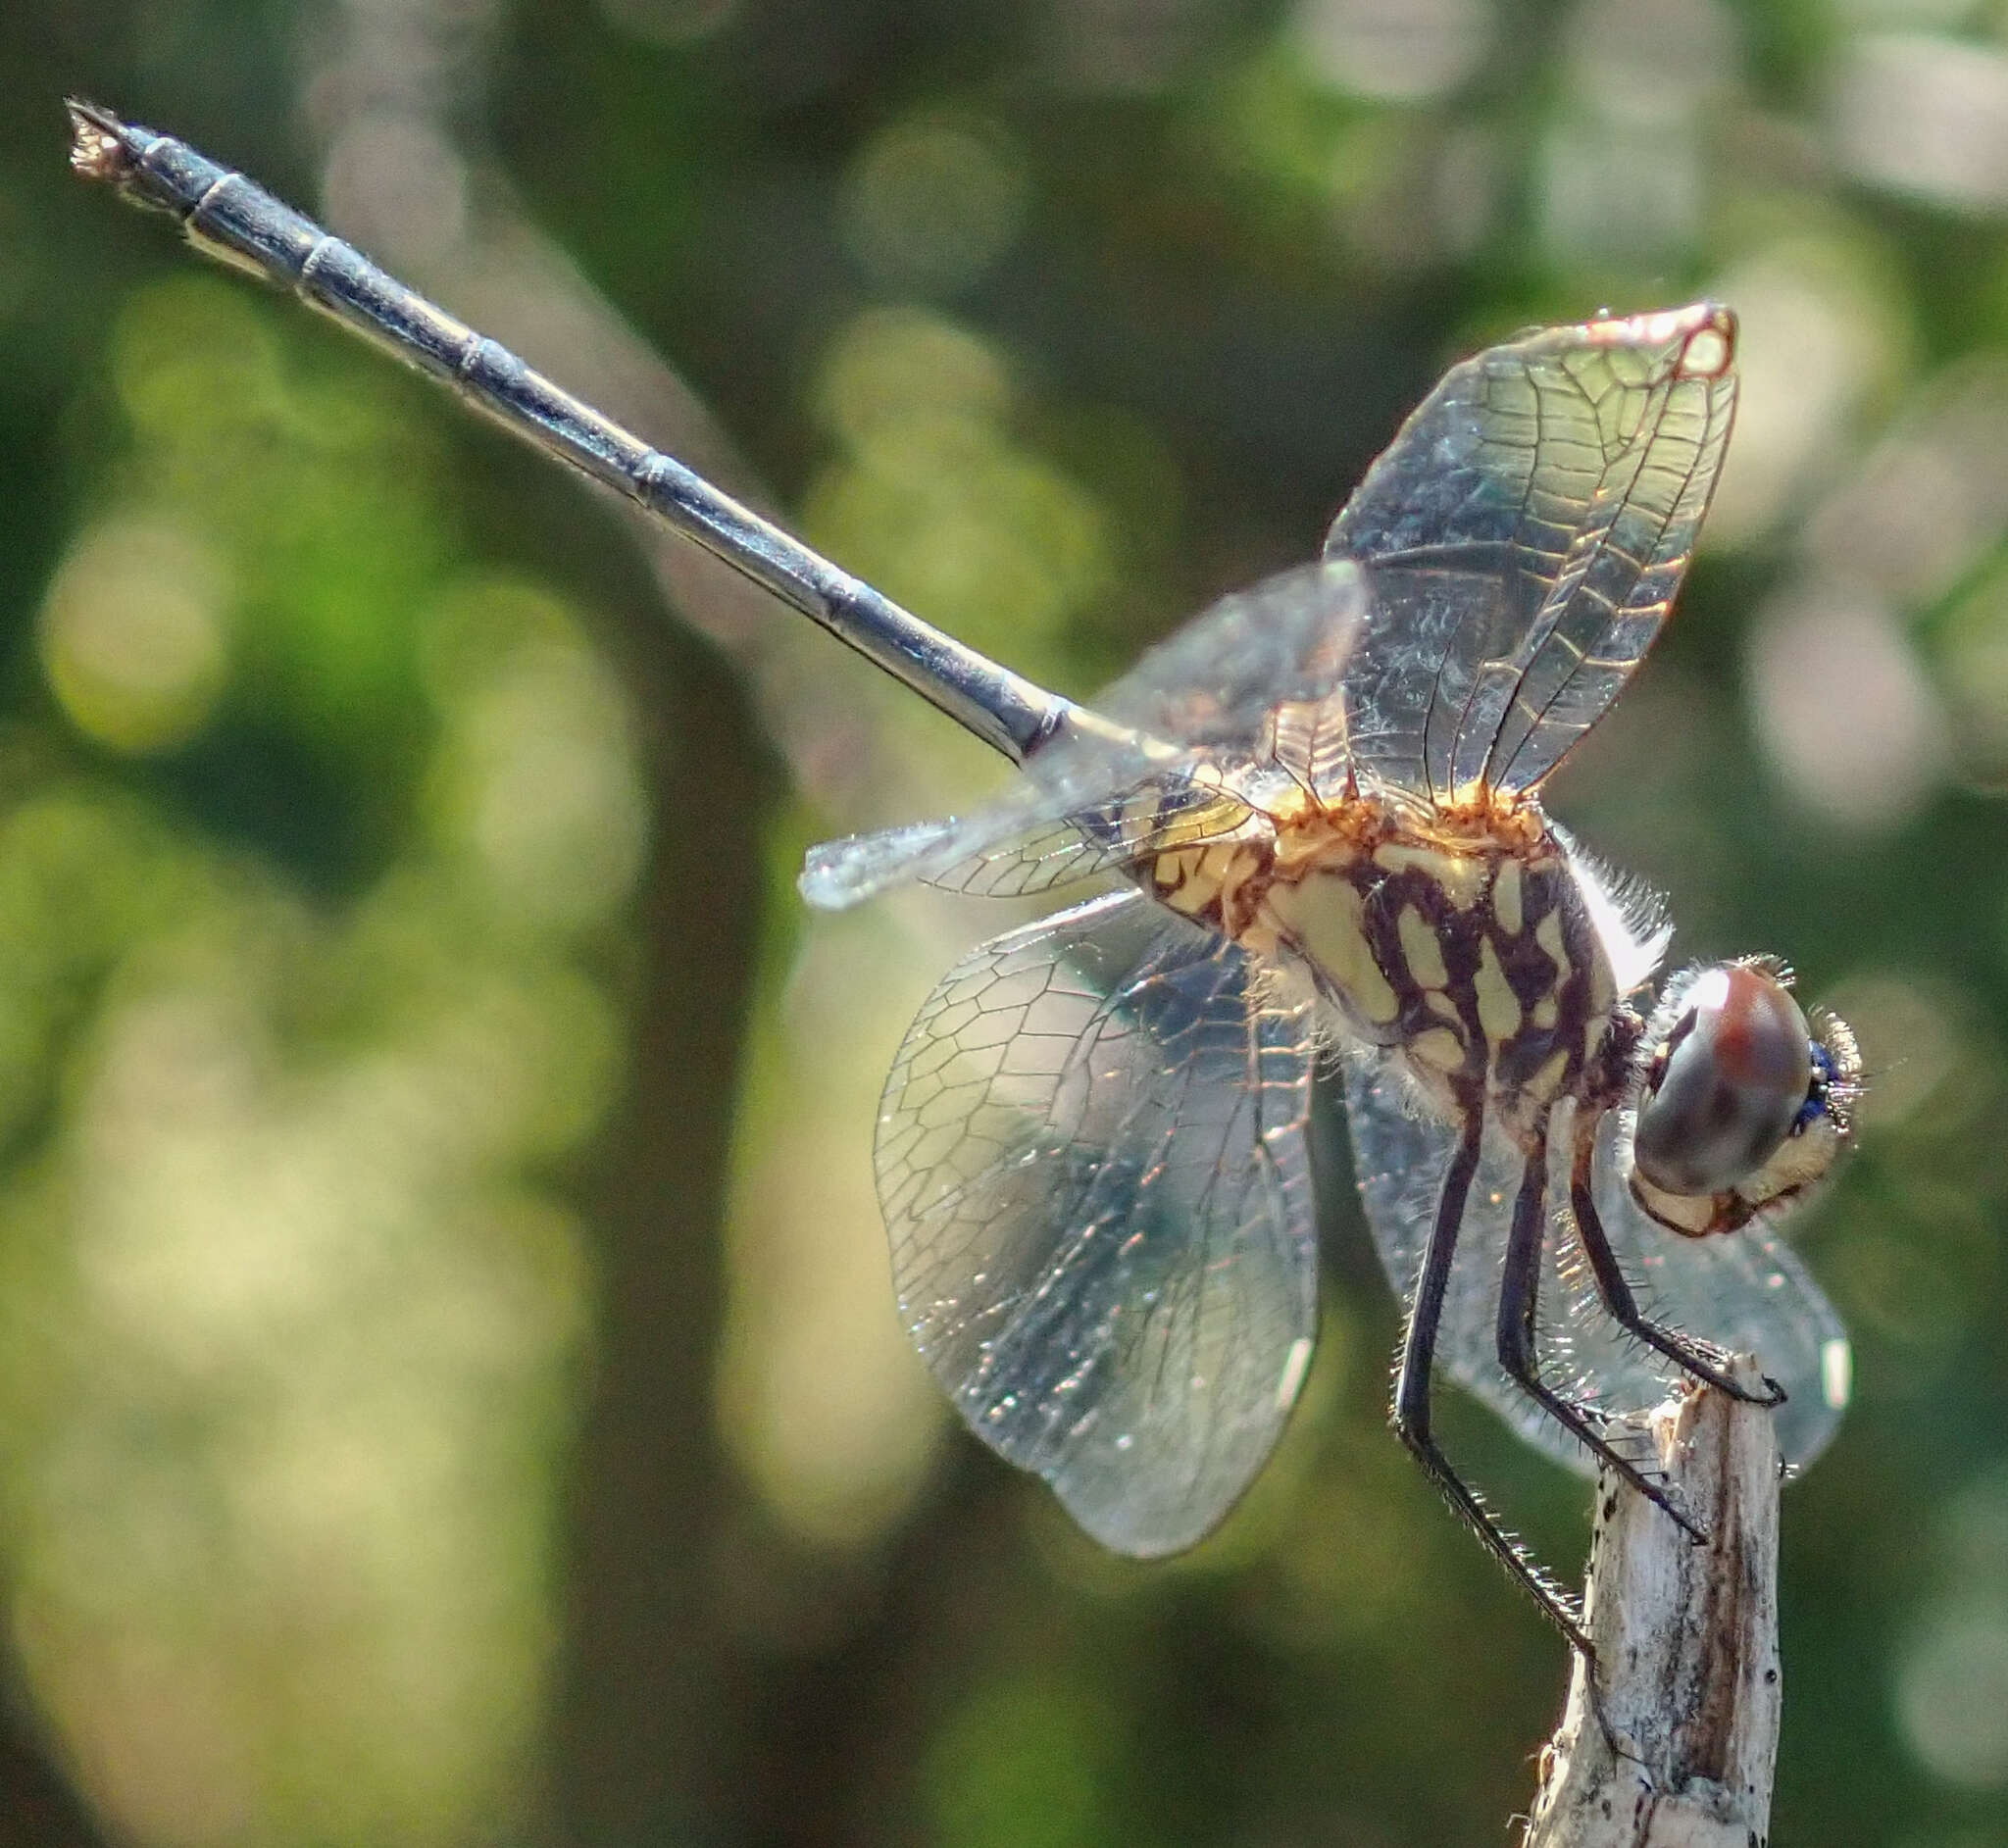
[{"x1": 1627, "y1": 958, "x2": 1863, "y2": 1238}]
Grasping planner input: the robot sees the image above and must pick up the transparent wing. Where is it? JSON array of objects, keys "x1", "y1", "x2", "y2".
[
  {"x1": 1089, "y1": 557, "x2": 1368, "y2": 751},
  {"x1": 801, "y1": 774, "x2": 1264, "y2": 910},
  {"x1": 798, "y1": 560, "x2": 1367, "y2": 911},
  {"x1": 1342, "y1": 1053, "x2": 1848, "y2": 1474},
  {"x1": 1325, "y1": 303, "x2": 1737, "y2": 805},
  {"x1": 921, "y1": 778, "x2": 1271, "y2": 899},
  {"x1": 805, "y1": 308, "x2": 1738, "y2": 908},
  {"x1": 879, "y1": 889, "x2": 1320, "y2": 1554}
]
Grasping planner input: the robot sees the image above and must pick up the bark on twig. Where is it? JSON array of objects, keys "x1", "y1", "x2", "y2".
[{"x1": 1522, "y1": 1357, "x2": 1782, "y2": 1848}]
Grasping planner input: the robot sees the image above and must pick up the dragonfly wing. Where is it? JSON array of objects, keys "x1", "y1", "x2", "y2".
[
  {"x1": 799, "y1": 770, "x2": 1265, "y2": 911},
  {"x1": 797, "y1": 772, "x2": 1153, "y2": 912},
  {"x1": 807, "y1": 310, "x2": 1734, "y2": 905},
  {"x1": 1342, "y1": 1054, "x2": 1847, "y2": 1473},
  {"x1": 1325, "y1": 304, "x2": 1737, "y2": 805},
  {"x1": 879, "y1": 889, "x2": 1320, "y2": 1554},
  {"x1": 1090, "y1": 558, "x2": 1369, "y2": 756},
  {"x1": 800, "y1": 815, "x2": 984, "y2": 911},
  {"x1": 800, "y1": 559, "x2": 1367, "y2": 911},
  {"x1": 924, "y1": 777, "x2": 1267, "y2": 901}
]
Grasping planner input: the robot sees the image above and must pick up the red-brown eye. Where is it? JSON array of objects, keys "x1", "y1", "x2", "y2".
[{"x1": 1633, "y1": 964, "x2": 1813, "y2": 1197}]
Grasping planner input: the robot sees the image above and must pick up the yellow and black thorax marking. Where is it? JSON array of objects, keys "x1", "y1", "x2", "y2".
[{"x1": 1150, "y1": 803, "x2": 1619, "y2": 1122}]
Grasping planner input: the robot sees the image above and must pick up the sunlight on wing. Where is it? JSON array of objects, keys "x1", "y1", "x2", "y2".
[
  {"x1": 799, "y1": 560, "x2": 1367, "y2": 911},
  {"x1": 923, "y1": 778, "x2": 1267, "y2": 900},
  {"x1": 1341, "y1": 1052, "x2": 1846, "y2": 1473},
  {"x1": 1091, "y1": 558, "x2": 1368, "y2": 752},
  {"x1": 799, "y1": 774, "x2": 1264, "y2": 910},
  {"x1": 878, "y1": 890, "x2": 1319, "y2": 1554},
  {"x1": 1325, "y1": 304, "x2": 1738, "y2": 806},
  {"x1": 800, "y1": 816, "x2": 976, "y2": 910},
  {"x1": 797, "y1": 733, "x2": 1200, "y2": 913}
]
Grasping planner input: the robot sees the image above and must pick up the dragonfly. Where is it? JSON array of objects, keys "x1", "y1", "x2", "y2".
[{"x1": 70, "y1": 104, "x2": 1861, "y2": 1647}]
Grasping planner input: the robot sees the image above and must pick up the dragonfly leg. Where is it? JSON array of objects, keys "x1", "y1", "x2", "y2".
[
  {"x1": 1495, "y1": 1132, "x2": 1705, "y2": 1544},
  {"x1": 1569, "y1": 1115, "x2": 1786, "y2": 1408},
  {"x1": 1390, "y1": 1093, "x2": 1590, "y2": 1655}
]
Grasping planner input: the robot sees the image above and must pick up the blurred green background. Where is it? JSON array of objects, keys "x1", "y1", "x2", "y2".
[{"x1": 0, "y1": 0, "x2": 2003, "y2": 1842}]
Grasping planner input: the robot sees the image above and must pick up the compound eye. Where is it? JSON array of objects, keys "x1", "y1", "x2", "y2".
[{"x1": 1633, "y1": 965, "x2": 1813, "y2": 1197}]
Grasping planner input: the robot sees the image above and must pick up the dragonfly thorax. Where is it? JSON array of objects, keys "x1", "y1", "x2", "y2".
[{"x1": 1151, "y1": 798, "x2": 1621, "y2": 1133}]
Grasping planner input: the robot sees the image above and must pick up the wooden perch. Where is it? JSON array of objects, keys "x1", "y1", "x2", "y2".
[{"x1": 1522, "y1": 1357, "x2": 1782, "y2": 1848}]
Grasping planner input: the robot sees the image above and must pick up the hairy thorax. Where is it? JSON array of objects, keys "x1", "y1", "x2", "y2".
[{"x1": 1148, "y1": 786, "x2": 1622, "y2": 1139}]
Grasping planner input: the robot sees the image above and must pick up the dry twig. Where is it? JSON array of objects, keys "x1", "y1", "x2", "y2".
[{"x1": 1523, "y1": 1357, "x2": 1782, "y2": 1848}]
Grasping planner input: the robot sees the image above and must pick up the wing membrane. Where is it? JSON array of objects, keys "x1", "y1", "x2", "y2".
[
  {"x1": 1091, "y1": 557, "x2": 1368, "y2": 751},
  {"x1": 878, "y1": 890, "x2": 1319, "y2": 1554},
  {"x1": 802, "y1": 774, "x2": 1265, "y2": 910},
  {"x1": 1342, "y1": 1052, "x2": 1847, "y2": 1473},
  {"x1": 1325, "y1": 304, "x2": 1737, "y2": 804},
  {"x1": 805, "y1": 307, "x2": 1737, "y2": 906},
  {"x1": 800, "y1": 561, "x2": 1366, "y2": 910}
]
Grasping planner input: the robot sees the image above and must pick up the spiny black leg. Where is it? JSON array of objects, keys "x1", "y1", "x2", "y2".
[
  {"x1": 1570, "y1": 1120, "x2": 1785, "y2": 1409},
  {"x1": 1497, "y1": 1132, "x2": 1705, "y2": 1544},
  {"x1": 1391, "y1": 1093, "x2": 1590, "y2": 1655}
]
